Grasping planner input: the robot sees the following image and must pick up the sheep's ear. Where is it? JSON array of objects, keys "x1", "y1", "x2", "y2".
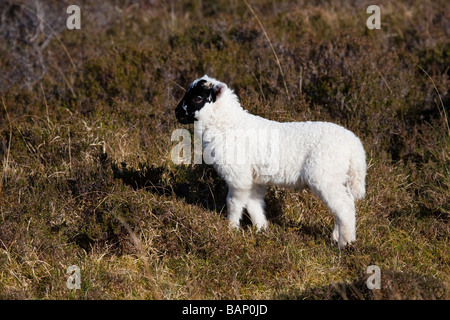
[{"x1": 212, "y1": 83, "x2": 227, "y2": 101}]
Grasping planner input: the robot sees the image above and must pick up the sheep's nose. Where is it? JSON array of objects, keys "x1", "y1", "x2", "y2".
[
  {"x1": 175, "y1": 101, "x2": 189, "y2": 122},
  {"x1": 175, "y1": 104, "x2": 184, "y2": 116}
]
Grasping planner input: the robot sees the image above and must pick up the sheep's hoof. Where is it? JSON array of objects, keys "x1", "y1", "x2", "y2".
[
  {"x1": 255, "y1": 222, "x2": 269, "y2": 232},
  {"x1": 333, "y1": 224, "x2": 356, "y2": 249},
  {"x1": 337, "y1": 236, "x2": 356, "y2": 250},
  {"x1": 228, "y1": 221, "x2": 241, "y2": 231}
]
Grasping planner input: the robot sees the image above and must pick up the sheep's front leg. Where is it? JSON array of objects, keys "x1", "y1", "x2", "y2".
[
  {"x1": 226, "y1": 188, "x2": 250, "y2": 229},
  {"x1": 246, "y1": 185, "x2": 268, "y2": 231}
]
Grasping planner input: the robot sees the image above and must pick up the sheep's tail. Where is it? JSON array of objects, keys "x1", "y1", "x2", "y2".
[{"x1": 348, "y1": 140, "x2": 366, "y2": 200}]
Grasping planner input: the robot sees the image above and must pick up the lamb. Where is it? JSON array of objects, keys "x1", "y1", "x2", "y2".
[{"x1": 175, "y1": 75, "x2": 366, "y2": 248}]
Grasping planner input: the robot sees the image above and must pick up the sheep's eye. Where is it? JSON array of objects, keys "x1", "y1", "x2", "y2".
[{"x1": 193, "y1": 96, "x2": 203, "y2": 104}]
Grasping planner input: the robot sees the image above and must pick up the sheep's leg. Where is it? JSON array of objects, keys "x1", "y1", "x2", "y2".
[
  {"x1": 332, "y1": 224, "x2": 340, "y2": 243},
  {"x1": 310, "y1": 183, "x2": 356, "y2": 248},
  {"x1": 226, "y1": 188, "x2": 250, "y2": 229},
  {"x1": 246, "y1": 185, "x2": 268, "y2": 231}
]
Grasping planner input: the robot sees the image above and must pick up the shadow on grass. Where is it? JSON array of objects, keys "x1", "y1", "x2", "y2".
[
  {"x1": 110, "y1": 158, "x2": 228, "y2": 215},
  {"x1": 278, "y1": 270, "x2": 447, "y2": 300},
  {"x1": 112, "y1": 162, "x2": 331, "y2": 246},
  {"x1": 109, "y1": 155, "x2": 331, "y2": 238}
]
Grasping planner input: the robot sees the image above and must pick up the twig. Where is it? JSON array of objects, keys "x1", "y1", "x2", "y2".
[
  {"x1": 10, "y1": 3, "x2": 76, "y2": 68},
  {"x1": 40, "y1": 83, "x2": 53, "y2": 128},
  {"x1": 243, "y1": 0, "x2": 289, "y2": 97},
  {"x1": 1, "y1": 98, "x2": 12, "y2": 195},
  {"x1": 376, "y1": 69, "x2": 392, "y2": 95},
  {"x1": 14, "y1": 1, "x2": 76, "y2": 69},
  {"x1": 299, "y1": 66, "x2": 303, "y2": 94},
  {"x1": 170, "y1": 79, "x2": 186, "y2": 92},
  {"x1": 251, "y1": 71, "x2": 266, "y2": 102},
  {"x1": 68, "y1": 126, "x2": 72, "y2": 173}
]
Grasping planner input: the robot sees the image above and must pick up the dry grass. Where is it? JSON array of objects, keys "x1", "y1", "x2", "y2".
[{"x1": 0, "y1": 0, "x2": 449, "y2": 299}]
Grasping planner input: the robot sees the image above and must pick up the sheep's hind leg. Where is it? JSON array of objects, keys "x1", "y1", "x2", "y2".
[
  {"x1": 246, "y1": 185, "x2": 268, "y2": 231},
  {"x1": 226, "y1": 188, "x2": 250, "y2": 230},
  {"x1": 310, "y1": 183, "x2": 356, "y2": 248}
]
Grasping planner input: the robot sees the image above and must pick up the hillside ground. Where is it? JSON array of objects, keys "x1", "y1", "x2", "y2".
[{"x1": 0, "y1": 0, "x2": 448, "y2": 299}]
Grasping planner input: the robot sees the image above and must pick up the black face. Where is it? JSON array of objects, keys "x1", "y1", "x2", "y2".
[{"x1": 175, "y1": 79, "x2": 216, "y2": 124}]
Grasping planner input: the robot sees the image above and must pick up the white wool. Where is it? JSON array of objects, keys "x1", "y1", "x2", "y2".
[{"x1": 193, "y1": 75, "x2": 366, "y2": 248}]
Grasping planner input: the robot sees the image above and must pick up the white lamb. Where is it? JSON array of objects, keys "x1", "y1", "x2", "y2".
[{"x1": 175, "y1": 75, "x2": 366, "y2": 248}]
